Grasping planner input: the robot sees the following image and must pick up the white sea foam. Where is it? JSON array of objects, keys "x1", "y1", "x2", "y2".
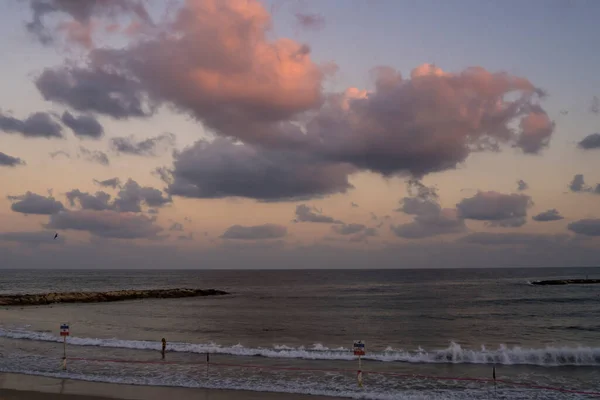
[{"x1": 0, "y1": 328, "x2": 599, "y2": 366}]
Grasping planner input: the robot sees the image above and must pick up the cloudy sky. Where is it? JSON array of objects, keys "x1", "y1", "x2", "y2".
[{"x1": 1, "y1": 0, "x2": 600, "y2": 269}]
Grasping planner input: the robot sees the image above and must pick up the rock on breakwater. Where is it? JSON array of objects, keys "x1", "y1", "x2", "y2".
[
  {"x1": 0, "y1": 288, "x2": 229, "y2": 306},
  {"x1": 530, "y1": 279, "x2": 600, "y2": 285}
]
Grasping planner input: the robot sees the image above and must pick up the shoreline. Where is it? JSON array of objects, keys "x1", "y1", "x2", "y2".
[{"x1": 0, "y1": 372, "x2": 345, "y2": 400}]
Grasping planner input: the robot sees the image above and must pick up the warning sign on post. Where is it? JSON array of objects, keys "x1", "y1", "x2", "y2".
[
  {"x1": 353, "y1": 340, "x2": 365, "y2": 356},
  {"x1": 60, "y1": 324, "x2": 69, "y2": 337}
]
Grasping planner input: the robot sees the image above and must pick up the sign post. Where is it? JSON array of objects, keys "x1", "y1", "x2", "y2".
[
  {"x1": 353, "y1": 340, "x2": 365, "y2": 387},
  {"x1": 60, "y1": 323, "x2": 69, "y2": 370}
]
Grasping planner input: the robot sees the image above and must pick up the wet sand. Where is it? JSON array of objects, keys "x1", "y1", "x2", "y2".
[{"x1": 0, "y1": 373, "x2": 345, "y2": 400}]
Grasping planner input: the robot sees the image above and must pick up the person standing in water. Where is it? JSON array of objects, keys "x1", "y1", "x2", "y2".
[{"x1": 161, "y1": 338, "x2": 166, "y2": 359}]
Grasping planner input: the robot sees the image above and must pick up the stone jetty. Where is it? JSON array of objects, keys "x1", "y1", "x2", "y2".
[
  {"x1": 530, "y1": 279, "x2": 600, "y2": 286},
  {"x1": 0, "y1": 288, "x2": 229, "y2": 306}
]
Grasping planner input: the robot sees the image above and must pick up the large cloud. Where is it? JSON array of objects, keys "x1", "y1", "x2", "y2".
[
  {"x1": 111, "y1": 133, "x2": 175, "y2": 156},
  {"x1": 28, "y1": 0, "x2": 555, "y2": 199},
  {"x1": 0, "y1": 152, "x2": 26, "y2": 167},
  {"x1": 164, "y1": 139, "x2": 354, "y2": 201},
  {"x1": 456, "y1": 191, "x2": 532, "y2": 226},
  {"x1": 61, "y1": 111, "x2": 104, "y2": 139},
  {"x1": 221, "y1": 224, "x2": 287, "y2": 240},
  {"x1": 65, "y1": 189, "x2": 112, "y2": 211},
  {"x1": 296, "y1": 65, "x2": 553, "y2": 177},
  {"x1": 7, "y1": 192, "x2": 64, "y2": 215},
  {"x1": 0, "y1": 111, "x2": 63, "y2": 138},
  {"x1": 46, "y1": 210, "x2": 162, "y2": 239},
  {"x1": 568, "y1": 219, "x2": 600, "y2": 237},
  {"x1": 34, "y1": 0, "x2": 325, "y2": 127}
]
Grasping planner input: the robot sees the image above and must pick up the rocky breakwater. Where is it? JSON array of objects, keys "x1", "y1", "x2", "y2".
[
  {"x1": 531, "y1": 279, "x2": 600, "y2": 285},
  {"x1": 0, "y1": 288, "x2": 229, "y2": 306}
]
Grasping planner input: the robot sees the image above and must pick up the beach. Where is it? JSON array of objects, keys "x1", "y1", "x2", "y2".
[
  {"x1": 0, "y1": 373, "x2": 343, "y2": 400},
  {"x1": 1, "y1": 268, "x2": 599, "y2": 399}
]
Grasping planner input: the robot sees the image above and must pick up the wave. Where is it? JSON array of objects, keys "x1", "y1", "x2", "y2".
[{"x1": 1, "y1": 328, "x2": 599, "y2": 366}]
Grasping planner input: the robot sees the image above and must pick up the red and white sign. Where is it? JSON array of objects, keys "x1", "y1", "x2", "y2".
[
  {"x1": 353, "y1": 340, "x2": 365, "y2": 356},
  {"x1": 60, "y1": 324, "x2": 69, "y2": 337}
]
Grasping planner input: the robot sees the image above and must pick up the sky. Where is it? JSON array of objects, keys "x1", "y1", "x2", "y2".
[{"x1": 1, "y1": 0, "x2": 600, "y2": 269}]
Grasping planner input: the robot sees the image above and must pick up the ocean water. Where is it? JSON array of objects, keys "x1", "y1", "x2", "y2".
[{"x1": 0, "y1": 268, "x2": 599, "y2": 399}]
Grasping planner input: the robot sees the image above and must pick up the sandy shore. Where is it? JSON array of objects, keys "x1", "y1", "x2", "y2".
[{"x1": 0, "y1": 373, "x2": 345, "y2": 400}]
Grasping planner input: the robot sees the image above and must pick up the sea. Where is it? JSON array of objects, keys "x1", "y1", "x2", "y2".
[{"x1": 0, "y1": 267, "x2": 599, "y2": 399}]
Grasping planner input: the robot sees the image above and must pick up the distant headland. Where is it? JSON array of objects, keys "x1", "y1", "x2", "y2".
[
  {"x1": 530, "y1": 279, "x2": 600, "y2": 286},
  {"x1": 0, "y1": 288, "x2": 229, "y2": 306}
]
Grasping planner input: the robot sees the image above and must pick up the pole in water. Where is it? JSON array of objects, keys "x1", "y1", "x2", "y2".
[
  {"x1": 357, "y1": 355, "x2": 363, "y2": 387},
  {"x1": 206, "y1": 352, "x2": 210, "y2": 378},
  {"x1": 60, "y1": 323, "x2": 69, "y2": 370},
  {"x1": 493, "y1": 365, "x2": 497, "y2": 393},
  {"x1": 62, "y1": 336, "x2": 67, "y2": 370},
  {"x1": 161, "y1": 338, "x2": 166, "y2": 360}
]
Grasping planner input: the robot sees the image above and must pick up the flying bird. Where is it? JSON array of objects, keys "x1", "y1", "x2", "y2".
[{"x1": 54, "y1": 233, "x2": 58, "y2": 240}]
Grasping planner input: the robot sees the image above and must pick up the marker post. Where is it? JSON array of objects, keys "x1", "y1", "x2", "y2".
[
  {"x1": 60, "y1": 323, "x2": 69, "y2": 370},
  {"x1": 353, "y1": 340, "x2": 365, "y2": 388}
]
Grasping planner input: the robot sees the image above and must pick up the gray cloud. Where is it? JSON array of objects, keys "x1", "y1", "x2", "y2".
[
  {"x1": 66, "y1": 179, "x2": 170, "y2": 213},
  {"x1": 221, "y1": 224, "x2": 287, "y2": 240},
  {"x1": 532, "y1": 209, "x2": 564, "y2": 222},
  {"x1": 169, "y1": 222, "x2": 184, "y2": 232},
  {"x1": 36, "y1": 67, "x2": 155, "y2": 119},
  {"x1": 34, "y1": 8, "x2": 553, "y2": 183},
  {"x1": 295, "y1": 204, "x2": 342, "y2": 223},
  {"x1": 25, "y1": 0, "x2": 151, "y2": 47},
  {"x1": 0, "y1": 230, "x2": 65, "y2": 246},
  {"x1": 178, "y1": 232, "x2": 194, "y2": 241},
  {"x1": 0, "y1": 152, "x2": 25, "y2": 167},
  {"x1": 49, "y1": 150, "x2": 70, "y2": 159},
  {"x1": 46, "y1": 210, "x2": 163, "y2": 239},
  {"x1": 577, "y1": 133, "x2": 600, "y2": 150},
  {"x1": 391, "y1": 210, "x2": 466, "y2": 239},
  {"x1": 61, "y1": 111, "x2": 104, "y2": 139},
  {"x1": 393, "y1": 180, "x2": 465, "y2": 239},
  {"x1": 65, "y1": 189, "x2": 112, "y2": 211},
  {"x1": 93, "y1": 177, "x2": 121, "y2": 189},
  {"x1": 517, "y1": 179, "x2": 529, "y2": 191},
  {"x1": 113, "y1": 179, "x2": 171, "y2": 212},
  {"x1": 0, "y1": 111, "x2": 62, "y2": 138},
  {"x1": 569, "y1": 174, "x2": 591, "y2": 192},
  {"x1": 7, "y1": 191, "x2": 64, "y2": 215},
  {"x1": 164, "y1": 139, "x2": 354, "y2": 202},
  {"x1": 332, "y1": 223, "x2": 366, "y2": 235},
  {"x1": 486, "y1": 216, "x2": 527, "y2": 228},
  {"x1": 111, "y1": 133, "x2": 175, "y2": 156},
  {"x1": 456, "y1": 192, "x2": 532, "y2": 226},
  {"x1": 294, "y1": 12, "x2": 326, "y2": 31},
  {"x1": 79, "y1": 146, "x2": 109, "y2": 165},
  {"x1": 459, "y1": 232, "x2": 569, "y2": 246},
  {"x1": 568, "y1": 219, "x2": 600, "y2": 237}
]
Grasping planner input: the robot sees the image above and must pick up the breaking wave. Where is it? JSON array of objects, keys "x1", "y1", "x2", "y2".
[{"x1": 1, "y1": 328, "x2": 599, "y2": 366}]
